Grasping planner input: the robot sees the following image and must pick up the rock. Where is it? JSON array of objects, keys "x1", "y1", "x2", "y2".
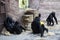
[
  {"x1": 35, "y1": 37, "x2": 46, "y2": 40},
  {"x1": 1, "y1": 28, "x2": 11, "y2": 36},
  {"x1": 4, "y1": 31, "x2": 11, "y2": 36},
  {"x1": 2, "y1": 31, "x2": 11, "y2": 36},
  {"x1": 47, "y1": 32, "x2": 55, "y2": 36}
]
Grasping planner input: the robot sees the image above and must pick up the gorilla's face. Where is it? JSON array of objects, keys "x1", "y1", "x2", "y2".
[{"x1": 51, "y1": 12, "x2": 55, "y2": 16}]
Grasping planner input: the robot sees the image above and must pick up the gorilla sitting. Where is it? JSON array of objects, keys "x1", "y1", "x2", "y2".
[
  {"x1": 4, "y1": 17, "x2": 26, "y2": 34},
  {"x1": 31, "y1": 14, "x2": 48, "y2": 37},
  {"x1": 46, "y1": 12, "x2": 58, "y2": 26},
  {"x1": 13, "y1": 22, "x2": 26, "y2": 34},
  {"x1": 31, "y1": 20, "x2": 48, "y2": 37}
]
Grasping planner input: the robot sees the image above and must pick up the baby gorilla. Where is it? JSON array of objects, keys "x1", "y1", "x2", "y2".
[
  {"x1": 41, "y1": 24, "x2": 48, "y2": 34},
  {"x1": 46, "y1": 12, "x2": 58, "y2": 26},
  {"x1": 4, "y1": 17, "x2": 26, "y2": 34}
]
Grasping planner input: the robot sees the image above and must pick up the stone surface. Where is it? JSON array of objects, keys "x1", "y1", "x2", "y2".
[
  {"x1": 0, "y1": 22, "x2": 60, "y2": 40},
  {"x1": 29, "y1": 0, "x2": 60, "y2": 21}
]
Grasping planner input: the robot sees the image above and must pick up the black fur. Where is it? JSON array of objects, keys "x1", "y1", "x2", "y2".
[
  {"x1": 31, "y1": 21, "x2": 48, "y2": 37},
  {"x1": 31, "y1": 14, "x2": 48, "y2": 37},
  {"x1": 4, "y1": 17, "x2": 26, "y2": 34},
  {"x1": 46, "y1": 12, "x2": 58, "y2": 26}
]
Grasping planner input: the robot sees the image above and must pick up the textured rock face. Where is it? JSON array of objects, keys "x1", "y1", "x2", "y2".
[
  {"x1": 0, "y1": 0, "x2": 7, "y2": 33},
  {"x1": 0, "y1": 0, "x2": 24, "y2": 25},
  {"x1": 29, "y1": 0, "x2": 40, "y2": 9},
  {"x1": 0, "y1": 0, "x2": 20, "y2": 33},
  {"x1": 29, "y1": 0, "x2": 60, "y2": 21},
  {"x1": 0, "y1": 0, "x2": 19, "y2": 22},
  {"x1": 8, "y1": 0, "x2": 19, "y2": 21},
  {"x1": 8, "y1": 0, "x2": 25, "y2": 23}
]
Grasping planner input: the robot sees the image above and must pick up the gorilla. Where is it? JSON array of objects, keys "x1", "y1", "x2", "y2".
[
  {"x1": 46, "y1": 12, "x2": 58, "y2": 26},
  {"x1": 4, "y1": 17, "x2": 26, "y2": 34},
  {"x1": 13, "y1": 21, "x2": 26, "y2": 34},
  {"x1": 31, "y1": 14, "x2": 48, "y2": 37},
  {"x1": 41, "y1": 24, "x2": 48, "y2": 34}
]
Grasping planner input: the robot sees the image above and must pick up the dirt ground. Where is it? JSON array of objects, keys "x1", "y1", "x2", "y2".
[{"x1": 0, "y1": 22, "x2": 60, "y2": 40}]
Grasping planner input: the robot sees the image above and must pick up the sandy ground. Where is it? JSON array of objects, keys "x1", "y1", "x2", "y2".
[{"x1": 0, "y1": 22, "x2": 60, "y2": 40}]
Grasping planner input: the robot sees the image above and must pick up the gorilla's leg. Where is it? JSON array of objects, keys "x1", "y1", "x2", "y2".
[
  {"x1": 14, "y1": 25, "x2": 22, "y2": 34},
  {"x1": 39, "y1": 27, "x2": 44, "y2": 37},
  {"x1": 40, "y1": 24, "x2": 48, "y2": 37},
  {"x1": 52, "y1": 21, "x2": 54, "y2": 26},
  {"x1": 50, "y1": 20, "x2": 54, "y2": 26},
  {"x1": 44, "y1": 28, "x2": 48, "y2": 33},
  {"x1": 40, "y1": 28, "x2": 48, "y2": 37},
  {"x1": 47, "y1": 19, "x2": 54, "y2": 26},
  {"x1": 40, "y1": 32, "x2": 44, "y2": 37},
  {"x1": 6, "y1": 28, "x2": 14, "y2": 34},
  {"x1": 47, "y1": 20, "x2": 51, "y2": 26}
]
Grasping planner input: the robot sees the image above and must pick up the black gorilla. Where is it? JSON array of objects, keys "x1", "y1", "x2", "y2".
[
  {"x1": 46, "y1": 12, "x2": 58, "y2": 26},
  {"x1": 31, "y1": 14, "x2": 48, "y2": 37},
  {"x1": 4, "y1": 17, "x2": 26, "y2": 34},
  {"x1": 31, "y1": 21, "x2": 48, "y2": 37},
  {"x1": 13, "y1": 22, "x2": 26, "y2": 34},
  {"x1": 41, "y1": 24, "x2": 48, "y2": 34}
]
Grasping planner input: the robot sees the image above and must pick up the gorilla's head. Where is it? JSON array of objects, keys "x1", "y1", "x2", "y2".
[
  {"x1": 51, "y1": 12, "x2": 55, "y2": 16},
  {"x1": 6, "y1": 17, "x2": 12, "y2": 22},
  {"x1": 38, "y1": 14, "x2": 41, "y2": 17}
]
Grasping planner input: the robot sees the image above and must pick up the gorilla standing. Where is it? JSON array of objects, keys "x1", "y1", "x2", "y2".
[{"x1": 46, "y1": 12, "x2": 58, "y2": 26}]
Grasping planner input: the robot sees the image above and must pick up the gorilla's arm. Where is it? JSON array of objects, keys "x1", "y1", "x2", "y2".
[{"x1": 53, "y1": 15, "x2": 58, "y2": 24}]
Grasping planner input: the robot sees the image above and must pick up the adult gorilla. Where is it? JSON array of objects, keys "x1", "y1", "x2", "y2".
[
  {"x1": 46, "y1": 12, "x2": 58, "y2": 26},
  {"x1": 4, "y1": 17, "x2": 26, "y2": 34},
  {"x1": 31, "y1": 14, "x2": 48, "y2": 37}
]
